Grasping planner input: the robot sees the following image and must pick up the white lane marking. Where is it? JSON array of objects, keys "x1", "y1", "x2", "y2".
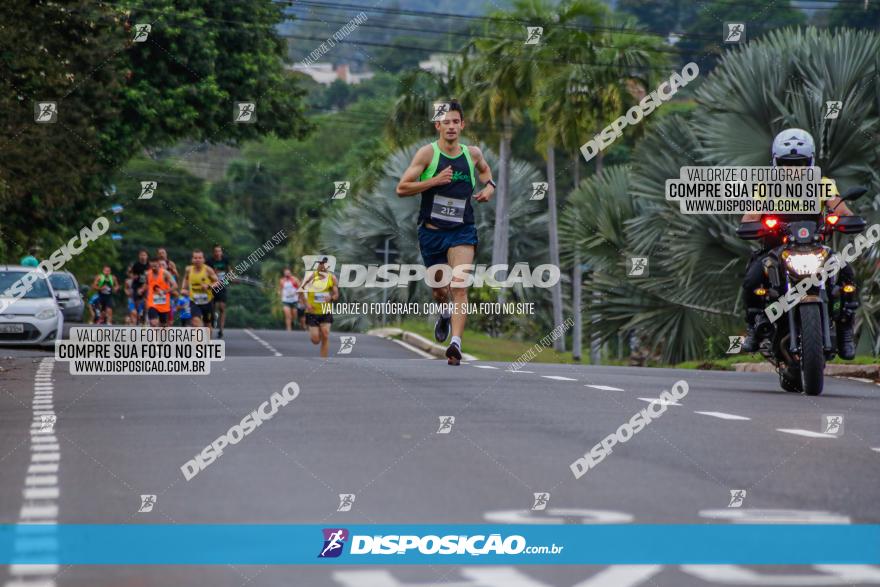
[
  {"x1": 541, "y1": 375, "x2": 577, "y2": 381},
  {"x1": 777, "y1": 428, "x2": 838, "y2": 439},
  {"x1": 5, "y1": 578, "x2": 57, "y2": 587},
  {"x1": 700, "y1": 508, "x2": 851, "y2": 524},
  {"x1": 871, "y1": 448, "x2": 880, "y2": 453},
  {"x1": 388, "y1": 338, "x2": 435, "y2": 359},
  {"x1": 484, "y1": 508, "x2": 634, "y2": 525},
  {"x1": 506, "y1": 369, "x2": 535, "y2": 374},
  {"x1": 334, "y1": 566, "x2": 663, "y2": 587},
  {"x1": 846, "y1": 377, "x2": 875, "y2": 383},
  {"x1": 473, "y1": 365, "x2": 499, "y2": 369},
  {"x1": 572, "y1": 565, "x2": 664, "y2": 587},
  {"x1": 31, "y1": 453, "x2": 60, "y2": 462},
  {"x1": 243, "y1": 329, "x2": 282, "y2": 357},
  {"x1": 8, "y1": 565, "x2": 60, "y2": 576},
  {"x1": 19, "y1": 505, "x2": 58, "y2": 520},
  {"x1": 31, "y1": 436, "x2": 57, "y2": 444},
  {"x1": 694, "y1": 411, "x2": 751, "y2": 421},
  {"x1": 24, "y1": 487, "x2": 59, "y2": 500},
  {"x1": 5, "y1": 358, "x2": 58, "y2": 587},
  {"x1": 682, "y1": 564, "x2": 880, "y2": 584},
  {"x1": 25, "y1": 476, "x2": 58, "y2": 487},
  {"x1": 638, "y1": 397, "x2": 681, "y2": 406},
  {"x1": 586, "y1": 384, "x2": 624, "y2": 391},
  {"x1": 27, "y1": 464, "x2": 58, "y2": 475}
]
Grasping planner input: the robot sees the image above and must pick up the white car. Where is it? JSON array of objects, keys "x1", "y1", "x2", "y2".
[{"x1": 0, "y1": 265, "x2": 65, "y2": 346}]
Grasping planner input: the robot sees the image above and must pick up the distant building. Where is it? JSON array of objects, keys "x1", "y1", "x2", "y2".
[
  {"x1": 418, "y1": 53, "x2": 459, "y2": 78},
  {"x1": 287, "y1": 62, "x2": 374, "y2": 85}
]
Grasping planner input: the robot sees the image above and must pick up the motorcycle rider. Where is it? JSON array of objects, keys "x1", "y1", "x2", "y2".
[{"x1": 740, "y1": 128, "x2": 858, "y2": 359}]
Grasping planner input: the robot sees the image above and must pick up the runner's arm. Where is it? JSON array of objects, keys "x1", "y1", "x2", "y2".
[
  {"x1": 827, "y1": 196, "x2": 853, "y2": 215},
  {"x1": 166, "y1": 271, "x2": 178, "y2": 296},
  {"x1": 330, "y1": 274, "x2": 339, "y2": 302},
  {"x1": 180, "y1": 266, "x2": 191, "y2": 292},
  {"x1": 396, "y1": 145, "x2": 438, "y2": 197},
  {"x1": 471, "y1": 146, "x2": 495, "y2": 202},
  {"x1": 112, "y1": 275, "x2": 120, "y2": 293},
  {"x1": 299, "y1": 273, "x2": 314, "y2": 307},
  {"x1": 206, "y1": 267, "x2": 220, "y2": 288}
]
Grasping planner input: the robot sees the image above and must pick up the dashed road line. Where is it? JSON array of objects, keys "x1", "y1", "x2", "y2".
[
  {"x1": 777, "y1": 428, "x2": 838, "y2": 439},
  {"x1": 472, "y1": 365, "x2": 499, "y2": 370},
  {"x1": 694, "y1": 411, "x2": 751, "y2": 421},
  {"x1": 505, "y1": 369, "x2": 535, "y2": 374},
  {"x1": 542, "y1": 375, "x2": 577, "y2": 381},
  {"x1": 4, "y1": 358, "x2": 59, "y2": 587},
  {"x1": 586, "y1": 384, "x2": 624, "y2": 391},
  {"x1": 638, "y1": 397, "x2": 682, "y2": 407},
  {"x1": 243, "y1": 329, "x2": 282, "y2": 357}
]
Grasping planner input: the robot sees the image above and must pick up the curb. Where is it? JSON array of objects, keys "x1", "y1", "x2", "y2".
[
  {"x1": 733, "y1": 361, "x2": 880, "y2": 380},
  {"x1": 367, "y1": 328, "x2": 479, "y2": 362}
]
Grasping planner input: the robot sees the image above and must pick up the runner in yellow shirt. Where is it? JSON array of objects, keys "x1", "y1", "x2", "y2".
[
  {"x1": 299, "y1": 257, "x2": 339, "y2": 358},
  {"x1": 181, "y1": 249, "x2": 220, "y2": 336}
]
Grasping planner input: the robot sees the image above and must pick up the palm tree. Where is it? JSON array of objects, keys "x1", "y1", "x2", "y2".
[
  {"x1": 536, "y1": 12, "x2": 669, "y2": 357},
  {"x1": 562, "y1": 27, "x2": 880, "y2": 363},
  {"x1": 386, "y1": 69, "x2": 457, "y2": 149},
  {"x1": 455, "y1": 1, "x2": 553, "y2": 287}
]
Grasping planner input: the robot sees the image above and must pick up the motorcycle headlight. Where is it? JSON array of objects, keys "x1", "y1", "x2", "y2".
[
  {"x1": 782, "y1": 250, "x2": 828, "y2": 276},
  {"x1": 35, "y1": 308, "x2": 57, "y2": 320}
]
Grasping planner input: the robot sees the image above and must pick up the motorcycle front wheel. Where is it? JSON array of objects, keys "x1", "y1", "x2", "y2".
[{"x1": 798, "y1": 304, "x2": 825, "y2": 396}]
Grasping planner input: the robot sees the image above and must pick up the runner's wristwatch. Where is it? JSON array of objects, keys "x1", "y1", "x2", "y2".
[{"x1": 486, "y1": 179, "x2": 496, "y2": 188}]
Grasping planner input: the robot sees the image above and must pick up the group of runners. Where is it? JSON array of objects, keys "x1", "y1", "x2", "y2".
[{"x1": 89, "y1": 245, "x2": 231, "y2": 338}]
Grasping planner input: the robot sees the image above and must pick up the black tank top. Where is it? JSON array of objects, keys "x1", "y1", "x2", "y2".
[{"x1": 418, "y1": 141, "x2": 476, "y2": 229}]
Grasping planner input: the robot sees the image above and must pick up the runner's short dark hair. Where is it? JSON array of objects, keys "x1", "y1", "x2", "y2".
[{"x1": 446, "y1": 99, "x2": 464, "y2": 120}]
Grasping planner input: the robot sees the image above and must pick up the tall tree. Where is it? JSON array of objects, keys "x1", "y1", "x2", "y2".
[{"x1": 0, "y1": 0, "x2": 311, "y2": 250}]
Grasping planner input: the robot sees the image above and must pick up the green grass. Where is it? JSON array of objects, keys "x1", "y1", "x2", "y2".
[
  {"x1": 393, "y1": 319, "x2": 879, "y2": 370},
  {"x1": 673, "y1": 354, "x2": 879, "y2": 371}
]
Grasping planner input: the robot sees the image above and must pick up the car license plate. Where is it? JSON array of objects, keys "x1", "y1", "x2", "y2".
[{"x1": 0, "y1": 324, "x2": 24, "y2": 334}]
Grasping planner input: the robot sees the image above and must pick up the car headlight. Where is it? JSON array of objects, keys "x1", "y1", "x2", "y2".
[
  {"x1": 782, "y1": 250, "x2": 828, "y2": 276},
  {"x1": 35, "y1": 308, "x2": 57, "y2": 320}
]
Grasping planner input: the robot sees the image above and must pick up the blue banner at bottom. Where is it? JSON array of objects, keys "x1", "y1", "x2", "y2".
[{"x1": 1, "y1": 524, "x2": 878, "y2": 565}]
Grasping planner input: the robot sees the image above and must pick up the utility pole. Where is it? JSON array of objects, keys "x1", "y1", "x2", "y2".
[{"x1": 374, "y1": 237, "x2": 398, "y2": 326}]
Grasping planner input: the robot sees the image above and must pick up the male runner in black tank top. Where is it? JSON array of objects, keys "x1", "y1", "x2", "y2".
[{"x1": 396, "y1": 100, "x2": 495, "y2": 365}]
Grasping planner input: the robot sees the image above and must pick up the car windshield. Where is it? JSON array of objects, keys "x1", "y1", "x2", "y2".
[
  {"x1": 49, "y1": 273, "x2": 76, "y2": 290},
  {"x1": 0, "y1": 271, "x2": 52, "y2": 299}
]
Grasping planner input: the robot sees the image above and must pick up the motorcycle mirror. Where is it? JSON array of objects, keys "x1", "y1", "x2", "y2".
[{"x1": 841, "y1": 186, "x2": 868, "y2": 201}]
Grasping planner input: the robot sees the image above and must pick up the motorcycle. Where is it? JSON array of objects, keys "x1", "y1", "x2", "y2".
[{"x1": 735, "y1": 186, "x2": 868, "y2": 395}]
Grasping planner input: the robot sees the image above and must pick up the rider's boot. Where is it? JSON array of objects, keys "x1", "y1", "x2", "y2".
[
  {"x1": 837, "y1": 301, "x2": 857, "y2": 360},
  {"x1": 741, "y1": 308, "x2": 764, "y2": 353}
]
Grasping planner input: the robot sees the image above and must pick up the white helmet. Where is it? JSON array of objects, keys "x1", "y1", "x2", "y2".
[{"x1": 771, "y1": 128, "x2": 815, "y2": 167}]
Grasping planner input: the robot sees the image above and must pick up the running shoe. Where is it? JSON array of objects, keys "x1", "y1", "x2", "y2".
[
  {"x1": 434, "y1": 315, "x2": 451, "y2": 343},
  {"x1": 446, "y1": 341, "x2": 462, "y2": 366}
]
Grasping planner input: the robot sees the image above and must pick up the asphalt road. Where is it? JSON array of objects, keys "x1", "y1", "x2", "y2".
[{"x1": 1, "y1": 327, "x2": 879, "y2": 587}]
